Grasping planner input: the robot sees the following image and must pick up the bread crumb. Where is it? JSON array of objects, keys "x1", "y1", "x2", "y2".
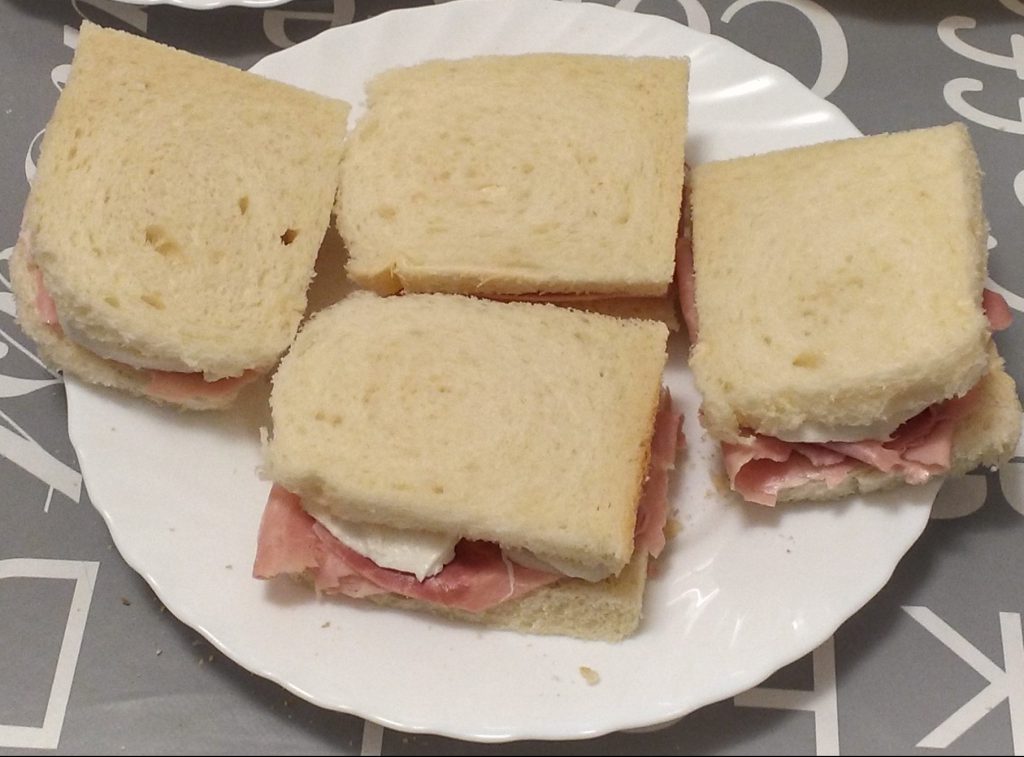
[
  {"x1": 321, "y1": 621, "x2": 331, "y2": 629},
  {"x1": 120, "y1": 597, "x2": 131, "y2": 606},
  {"x1": 225, "y1": 564, "x2": 233, "y2": 570},
  {"x1": 710, "y1": 470, "x2": 730, "y2": 495},
  {"x1": 664, "y1": 517, "x2": 682, "y2": 540},
  {"x1": 156, "y1": 649, "x2": 162, "y2": 656},
  {"x1": 579, "y1": 666, "x2": 600, "y2": 685}
]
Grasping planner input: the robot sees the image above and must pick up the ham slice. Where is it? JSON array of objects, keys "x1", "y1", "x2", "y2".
[
  {"x1": 313, "y1": 532, "x2": 558, "y2": 612},
  {"x1": 253, "y1": 485, "x2": 388, "y2": 599},
  {"x1": 31, "y1": 265, "x2": 60, "y2": 327},
  {"x1": 723, "y1": 385, "x2": 981, "y2": 506},
  {"x1": 674, "y1": 184, "x2": 698, "y2": 342},
  {"x1": 145, "y1": 369, "x2": 260, "y2": 402},
  {"x1": 633, "y1": 388, "x2": 683, "y2": 559},
  {"x1": 253, "y1": 484, "x2": 558, "y2": 612},
  {"x1": 253, "y1": 485, "x2": 322, "y2": 578},
  {"x1": 983, "y1": 289, "x2": 1013, "y2": 332}
]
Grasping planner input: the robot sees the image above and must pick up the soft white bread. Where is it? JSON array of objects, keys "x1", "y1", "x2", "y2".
[
  {"x1": 689, "y1": 124, "x2": 992, "y2": 442},
  {"x1": 773, "y1": 352, "x2": 1022, "y2": 503},
  {"x1": 10, "y1": 240, "x2": 252, "y2": 410},
  {"x1": 338, "y1": 54, "x2": 688, "y2": 296},
  {"x1": 265, "y1": 293, "x2": 670, "y2": 580},
  {"x1": 366, "y1": 550, "x2": 650, "y2": 642},
  {"x1": 568, "y1": 296, "x2": 680, "y2": 332},
  {"x1": 19, "y1": 22, "x2": 349, "y2": 387},
  {"x1": 485, "y1": 293, "x2": 680, "y2": 331}
]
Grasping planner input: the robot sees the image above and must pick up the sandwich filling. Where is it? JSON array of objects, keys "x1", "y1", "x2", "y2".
[
  {"x1": 253, "y1": 389, "x2": 682, "y2": 612},
  {"x1": 677, "y1": 201, "x2": 1013, "y2": 506},
  {"x1": 26, "y1": 249, "x2": 260, "y2": 402}
]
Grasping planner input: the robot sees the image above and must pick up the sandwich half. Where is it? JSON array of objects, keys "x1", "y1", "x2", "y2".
[
  {"x1": 684, "y1": 123, "x2": 1021, "y2": 506},
  {"x1": 253, "y1": 294, "x2": 682, "y2": 641},
  {"x1": 11, "y1": 22, "x2": 350, "y2": 410},
  {"x1": 337, "y1": 53, "x2": 688, "y2": 303}
]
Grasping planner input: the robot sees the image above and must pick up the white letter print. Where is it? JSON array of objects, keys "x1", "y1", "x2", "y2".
[
  {"x1": 903, "y1": 606, "x2": 1024, "y2": 752},
  {"x1": 734, "y1": 637, "x2": 840, "y2": 755},
  {"x1": 0, "y1": 560, "x2": 98, "y2": 750},
  {"x1": 721, "y1": 0, "x2": 848, "y2": 97},
  {"x1": 263, "y1": 0, "x2": 355, "y2": 49}
]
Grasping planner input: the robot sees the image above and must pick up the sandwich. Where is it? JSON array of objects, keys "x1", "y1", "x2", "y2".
[
  {"x1": 10, "y1": 22, "x2": 350, "y2": 410},
  {"x1": 682, "y1": 123, "x2": 1021, "y2": 506},
  {"x1": 336, "y1": 53, "x2": 689, "y2": 310},
  {"x1": 253, "y1": 293, "x2": 682, "y2": 641}
]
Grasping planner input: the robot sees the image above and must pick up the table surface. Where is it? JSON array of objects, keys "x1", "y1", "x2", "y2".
[{"x1": 2, "y1": 1, "x2": 1023, "y2": 754}]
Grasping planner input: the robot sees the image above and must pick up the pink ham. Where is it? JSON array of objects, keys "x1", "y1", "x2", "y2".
[
  {"x1": 724, "y1": 385, "x2": 981, "y2": 506},
  {"x1": 674, "y1": 183, "x2": 698, "y2": 342},
  {"x1": 983, "y1": 289, "x2": 1013, "y2": 332},
  {"x1": 313, "y1": 532, "x2": 558, "y2": 613},
  {"x1": 633, "y1": 388, "x2": 683, "y2": 559},
  {"x1": 253, "y1": 486, "x2": 559, "y2": 612},
  {"x1": 145, "y1": 369, "x2": 260, "y2": 403},
  {"x1": 31, "y1": 265, "x2": 60, "y2": 327},
  {"x1": 253, "y1": 485, "x2": 387, "y2": 599},
  {"x1": 730, "y1": 452, "x2": 857, "y2": 507},
  {"x1": 253, "y1": 485, "x2": 322, "y2": 578}
]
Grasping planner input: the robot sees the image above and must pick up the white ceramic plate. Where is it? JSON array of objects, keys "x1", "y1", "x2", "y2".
[
  {"x1": 113, "y1": 0, "x2": 290, "y2": 8},
  {"x1": 66, "y1": 0, "x2": 936, "y2": 742}
]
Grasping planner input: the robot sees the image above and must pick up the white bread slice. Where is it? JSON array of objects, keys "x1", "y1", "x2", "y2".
[
  {"x1": 264, "y1": 293, "x2": 670, "y2": 580},
  {"x1": 689, "y1": 124, "x2": 992, "y2": 443},
  {"x1": 19, "y1": 22, "x2": 349, "y2": 388},
  {"x1": 338, "y1": 54, "x2": 688, "y2": 297},
  {"x1": 773, "y1": 351, "x2": 1021, "y2": 503},
  {"x1": 484, "y1": 294, "x2": 680, "y2": 331},
  {"x1": 567, "y1": 296, "x2": 680, "y2": 331}
]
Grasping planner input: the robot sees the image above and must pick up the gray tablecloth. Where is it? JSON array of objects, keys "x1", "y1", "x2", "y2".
[{"x1": 2, "y1": 1, "x2": 1023, "y2": 754}]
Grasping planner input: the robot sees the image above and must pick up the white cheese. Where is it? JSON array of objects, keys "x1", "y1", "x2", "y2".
[
  {"x1": 771, "y1": 418, "x2": 904, "y2": 443},
  {"x1": 307, "y1": 507, "x2": 458, "y2": 582},
  {"x1": 504, "y1": 547, "x2": 611, "y2": 583}
]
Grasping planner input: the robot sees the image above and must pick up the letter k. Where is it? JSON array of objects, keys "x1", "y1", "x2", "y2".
[{"x1": 903, "y1": 606, "x2": 1024, "y2": 752}]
